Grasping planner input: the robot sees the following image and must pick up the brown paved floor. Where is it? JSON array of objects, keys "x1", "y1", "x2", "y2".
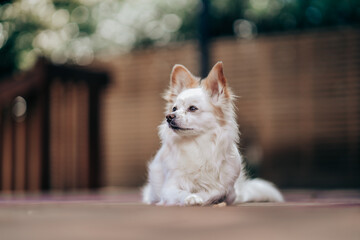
[{"x1": 0, "y1": 190, "x2": 359, "y2": 240}]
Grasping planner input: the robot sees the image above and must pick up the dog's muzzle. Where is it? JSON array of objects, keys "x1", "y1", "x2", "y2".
[
  {"x1": 166, "y1": 114, "x2": 193, "y2": 131},
  {"x1": 166, "y1": 113, "x2": 176, "y2": 123},
  {"x1": 166, "y1": 113, "x2": 179, "y2": 129}
]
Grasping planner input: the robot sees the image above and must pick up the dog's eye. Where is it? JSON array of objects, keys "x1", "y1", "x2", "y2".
[
  {"x1": 188, "y1": 106, "x2": 198, "y2": 112},
  {"x1": 172, "y1": 106, "x2": 177, "y2": 112}
]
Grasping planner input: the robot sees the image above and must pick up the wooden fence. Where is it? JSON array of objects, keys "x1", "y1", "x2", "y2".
[
  {"x1": 210, "y1": 28, "x2": 360, "y2": 188},
  {"x1": 0, "y1": 59, "x2": 109, "y2": 192},
  {"x1": 99, "y1": 27, "x2": 360, "y2": 188}
]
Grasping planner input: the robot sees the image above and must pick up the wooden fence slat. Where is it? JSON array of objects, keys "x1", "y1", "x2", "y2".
[
  {"x1": 70, "y1": 81, "x2": 78, "y2": 189},
  {"x1": 27, "y1": 97, "x2": 42, "y2": 191},
  {"x1": 1, "y1": 112, "x2": 13, "y2": 191},
  {"x1": 14, "y1": 119, "x2": 26, "y2": 191},
  {"x1": 77, "y1": 83, "x2": 89, "y2": 188}
]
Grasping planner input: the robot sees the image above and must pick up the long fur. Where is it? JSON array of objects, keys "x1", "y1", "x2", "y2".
[{"x1": 142, "y1": 62, "x2": 283, "y2": 206}]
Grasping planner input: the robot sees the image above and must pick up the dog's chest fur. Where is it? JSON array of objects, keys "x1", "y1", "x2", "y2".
[{"x1": 163, "y1": 133, "x2": 233, "y2": 192}]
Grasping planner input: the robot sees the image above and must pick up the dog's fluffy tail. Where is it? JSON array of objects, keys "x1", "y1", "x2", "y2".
[{"x1": 233, "y1": 175, "x2": 284, "y2": 203}]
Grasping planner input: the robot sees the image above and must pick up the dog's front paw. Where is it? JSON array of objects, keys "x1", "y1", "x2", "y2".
[
  {"x1": 184, "y1": 194, "x2": 204, "y2": 206},
  {"x1": 156, "y1": 200, "x2": 165, "y2": 206}
]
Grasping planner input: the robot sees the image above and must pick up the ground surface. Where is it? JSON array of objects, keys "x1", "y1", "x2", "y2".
[{"x1": 0, "y1": 189, "x2": 359, "y2": 240}]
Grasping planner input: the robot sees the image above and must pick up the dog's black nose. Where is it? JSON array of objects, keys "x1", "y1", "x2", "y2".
[{"x1": 166, "y1": 114, "x2": 176, "y2": 123}]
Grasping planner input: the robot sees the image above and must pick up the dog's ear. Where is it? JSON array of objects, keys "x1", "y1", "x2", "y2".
[
  {"x1": 170, "y1": 64, "x2": 198, "y2": 94},
  {"x1": 203, "y1": 61, "x2": 230, "y2": 100}
]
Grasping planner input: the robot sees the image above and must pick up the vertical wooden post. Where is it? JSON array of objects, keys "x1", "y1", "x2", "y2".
[
  {"x1": 0, "y1": 109, "x2": 13, "y2": 191},
  {"x1": 77, "y1": 83, "x2": 89, "y2": 188},
  {"x1": 199, "y1": 0, "x2": 210, "y2": 78},
  {"x1": 27, "y1": 97, "x2": 42, "y2": 191},
  {"x1": 14, "y1": 119, "x2": 26, "y2": 191},
  {"x1": 41, "y1": 71, "x2": 51, "y2": 191},
  {"x1": 88, "y1": 82, "x2": 101, "y2": 189},
  {"x1": 0, "y1": 108, "x2": 2, "y2": 189}
]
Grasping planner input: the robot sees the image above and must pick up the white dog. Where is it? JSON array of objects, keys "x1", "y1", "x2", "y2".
[{"x1": 142, "y1": 62, "x2": 283, "y2": 206}]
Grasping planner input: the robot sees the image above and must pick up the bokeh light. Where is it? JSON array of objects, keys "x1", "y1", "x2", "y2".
[
  {"x1": 0, "y1": 0, "x2": 197, "y2": 74},
  {"x1": 12, "y1": 96, "x2": 27, "y2": 122}
]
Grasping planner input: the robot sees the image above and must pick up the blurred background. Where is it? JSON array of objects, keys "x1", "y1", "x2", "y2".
[{"x1": 0, "y1": 0, "x2": 359, "y2": 193}]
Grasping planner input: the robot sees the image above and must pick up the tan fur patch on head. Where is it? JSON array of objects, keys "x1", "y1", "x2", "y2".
[
  {"x1": 202, "y1": 62, "x2": 230, "y2": 99},
  {"x1": 171, "y1": 64, "x2": 199, "y2": 90},
  {"x1": 163, "y1": 90, "x2": 175, "y2": 112},
  {"x1": 210, "y1": 102, "x2": 226, "y2": 126},
  {"x1": 164, "y1": 64, "x2": 200, "y2": 112}
]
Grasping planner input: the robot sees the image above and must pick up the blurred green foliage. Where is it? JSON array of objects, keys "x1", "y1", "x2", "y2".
[
  {"x1": 0, "y1": 0, "x2": 198, "y2": 78},
  {"x1": 0, "y1": 0, "x2": 359, "y2": 79},
  {"x1": 210, "y1": 0, "x2": 360, "y2": 37}
]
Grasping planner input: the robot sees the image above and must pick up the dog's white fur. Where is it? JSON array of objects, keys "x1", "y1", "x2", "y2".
[{"x1": 142, "y1": 62, "x2": 283, "y2": 206}]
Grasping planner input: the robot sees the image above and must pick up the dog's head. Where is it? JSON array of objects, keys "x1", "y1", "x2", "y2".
[{"x1": 162, "y1": 62, "x2": 234, "y2": 137}]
